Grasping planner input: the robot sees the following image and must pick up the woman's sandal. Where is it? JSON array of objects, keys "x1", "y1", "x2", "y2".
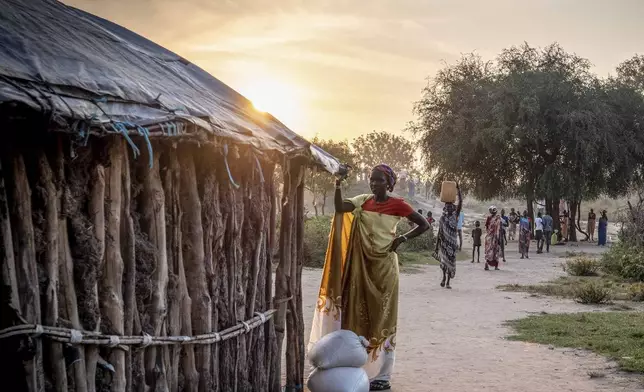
[{"x1": 370, "y1": 380, "x2": 392, "y2": 391}]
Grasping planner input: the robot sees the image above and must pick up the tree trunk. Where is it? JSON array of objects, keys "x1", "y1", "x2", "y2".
[
  {"x1": 321, "y1": 189, "x2": 327, "y2": 216},
  {"x1": 101, "y1": 139, "x2": 126, "y2": 392},
  {"x1": 552, "y1": 199, "x2": 561, "y2": 234},
  {"x1": 568, "y1": 200, "x2": 579, "y2": 242},
  {"x1": 545, "y1": 197, "x2": 552, "y2": 216},
  {"x1": 10, "y1": 152, "x2": 45, "y2": 392},
  {"x1": 575, "y1": 200, "x2": 589, "y2": 241},
  {"x1": 526, "y1": 198, "x2": 535, "y2": 236}
]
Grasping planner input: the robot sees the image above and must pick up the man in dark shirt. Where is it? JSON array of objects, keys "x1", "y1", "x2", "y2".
[{"x1": 471, "y1": 221, "x2": 482, "y2": 263}]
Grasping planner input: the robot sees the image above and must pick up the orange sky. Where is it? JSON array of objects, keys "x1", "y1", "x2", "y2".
[{"x1": 66, "y1": 0, "x2": 644, "y2": 141}]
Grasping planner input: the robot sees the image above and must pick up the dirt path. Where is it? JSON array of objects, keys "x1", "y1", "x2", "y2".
[{"x1": 300, "y1": 244, "x2": 644, "y2": 391}]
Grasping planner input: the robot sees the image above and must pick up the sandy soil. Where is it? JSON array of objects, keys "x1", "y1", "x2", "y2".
[{"x1": 299, "y1": 243, "x2": 644, "y2": 391}]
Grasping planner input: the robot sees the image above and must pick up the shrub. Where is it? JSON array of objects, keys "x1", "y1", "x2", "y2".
[
  {"x1": 303, "y1": 216, "x2": 332, "y2": 268},
  {"x1": 628, "y1": 282, "x2": 644, "y2": 302},
  {"x1": 565, "y1": 257, "x2": 599, "y2": 277},
  {"x1": 601, "y1": 243, "x2": 644, "y2": 282},
  {"x1": 573, "y1": 282, "x2": 612, "y2": 304}
]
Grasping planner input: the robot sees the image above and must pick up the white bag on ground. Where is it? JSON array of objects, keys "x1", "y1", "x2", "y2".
[
  {"x1": 308, "y1": 329, "x2": 369, "y2": 369},
  {"x1": 307, "y1": 367, "x2": 370, "y2": 392}
]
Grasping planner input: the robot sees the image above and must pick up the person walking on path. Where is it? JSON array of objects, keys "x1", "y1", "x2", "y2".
[
  {"x1": 484, "y1": 206, "x2": 502, "y2": 270},
  {"x1": 471, "y1": 221, "x2": 482, "y2": 263},
  {"x1": 500, "y1": 209, "x2": 509, "y2": 262},
  {"x1": 427, "y1": 211, "x2": 435, "y2": 249},
  {"x1": 598, "y1": 210, "x2": 608, "y2": 247},
  {"x1": 535, "y1": 212, "x2": 544, "y2": 254},
  {"x1": 542, "y1": 212, "x2": 554, "y2": 253},
  {"x1": 519, "y1": 211, "x2": 531, "y2": 259},
  {"x1": 435, "y1": 183, "x2": 463, "y2": 289},
  {"x1": 309, "y1": 164, "x2": 429, "y2": 391},
  {"x1": 457, "y1": 209, "x2": 465, "y2": 251},
  {"x1": 587, "y1": 209, "x2": 597, "y2": 242},
  {"x1": 501, "y1": 209, "x2": 509, "y2": 245},
  {"x1": 508, "y1": 208, "x2": 519, "y2": 241}
]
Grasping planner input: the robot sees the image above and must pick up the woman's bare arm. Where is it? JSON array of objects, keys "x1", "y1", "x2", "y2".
[
  {"x1": 334, "y1": 179, "x2": 355, "y2": 213},
  {"x1": 402, "y1": 211, "x2": 430, "y2": 239},
  {"x1": 391, "y1": 211, "x2": 429, "y2": 252},
  {"x1": 455, "y1": 183, "x2": 463, "y2": 217}
]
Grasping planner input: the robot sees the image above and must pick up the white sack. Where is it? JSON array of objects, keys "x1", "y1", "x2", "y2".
[
  {"x1": 308, "y1": 329, "x2": 369, "y2": 369},
  {"x1": 306, "y1": 367, "x2": 370, "y2": 392}
]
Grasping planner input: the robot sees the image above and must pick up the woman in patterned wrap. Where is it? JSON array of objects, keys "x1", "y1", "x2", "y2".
[
  {"x1": 308, "y1": 164, "x2": 428, "y2": 391},
  {"x1": 484, "y1": 206, "x2": 502, "y2": 270},
  {"x1": 519, "y1": 210, "x2": 531, "y2": 258},
  {"x1": 435, "y1": 182, "x2": 462, "y2": 288}
]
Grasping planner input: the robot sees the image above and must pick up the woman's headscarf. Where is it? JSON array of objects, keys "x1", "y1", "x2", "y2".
[{"x1": 372, "y1": 164, "x2": 397, "y2": 191}]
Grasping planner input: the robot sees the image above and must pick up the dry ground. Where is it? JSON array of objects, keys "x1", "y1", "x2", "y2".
[{"x1": 297, "y1": 243, "x2": 644, "y2": 391}]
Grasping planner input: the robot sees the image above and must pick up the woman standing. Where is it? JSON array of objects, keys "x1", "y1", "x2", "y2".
[
  {"x1": 588, "y1": 209, "x2": 597, "y2": 242},
  {"x1": 561, "y1": 210, "x2": 569, "y2": 241},
  {"x1": 508, "y1": 208, "x2": 519, "y2": 241},
  {"x1": 435, "y1": 183, "x2": 463, "y2": 288},
  {"x1": 484, "y1": 206, "x2": 502, "y2": 270},
  {"x1": 519, "y1": 211, "x2": 531, "y2": 259},
  {"x1": 309, "y1": 164, "x2": 428, "y2": 391},
  {"x1": 598, "y1": 210, "x2": 608, "y2": 246}
]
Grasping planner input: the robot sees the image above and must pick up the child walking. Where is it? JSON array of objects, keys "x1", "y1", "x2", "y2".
[{"x1": 471, "y1": 221, "x2": 482, "y2": 263}]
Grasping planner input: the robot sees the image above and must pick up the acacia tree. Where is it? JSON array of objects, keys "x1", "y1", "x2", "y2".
[
  {"x1": 412, "y1": 43, "x2": 644, "y2": 241},
  {"x1": 307, "y1": 137, "x2": 355, "y2": 215},
  {"x1": 351, "y1": 131, "x2": 416, "y2": 181}
]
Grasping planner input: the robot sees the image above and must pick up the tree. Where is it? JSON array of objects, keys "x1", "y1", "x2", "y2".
[
  {"x1": 351, "y1": 131, "x2": 416, "y2": 181},
  {"x1": 307, "y1": 137, "x2": 355, "y2": 215},
  {"x1": 411, "y1": 42, "x2": 644, "y2": 241}
]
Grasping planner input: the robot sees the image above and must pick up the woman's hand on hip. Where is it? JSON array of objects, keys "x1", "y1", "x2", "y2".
[{"x1": 389, "y1": 235, "x2": 407, "y2": 253}]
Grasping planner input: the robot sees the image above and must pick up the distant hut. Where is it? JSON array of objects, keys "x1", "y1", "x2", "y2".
[{"x1": 0, "y1": 1, "x2": 339, "y2": 392}]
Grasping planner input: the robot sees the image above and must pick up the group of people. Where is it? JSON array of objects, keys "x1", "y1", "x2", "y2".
[
  {"x1": 309, "y1": 164, "x2": 611, "y2": 391},
  {"x1": 466, "y1": 207, "x2": 611, "y2": 270}
]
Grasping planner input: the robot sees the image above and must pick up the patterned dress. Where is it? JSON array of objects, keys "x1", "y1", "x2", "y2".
[
  {"x1": 485, "y1": 214, "x2": 501, "y2": 267},
  {"x1": 437, "y1": 213, "x2": 458, "y2": 278},
  {"x1": 519, "y1": 217, "x2": 531, "y2": 254},
  {"x1": 309, "y1": 194, "x2": 414, "y2": 383}
]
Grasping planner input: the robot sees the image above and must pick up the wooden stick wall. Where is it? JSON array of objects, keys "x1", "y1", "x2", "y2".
[{"x1": 0, "y1": 133, "x2": 308, "y2": 392}]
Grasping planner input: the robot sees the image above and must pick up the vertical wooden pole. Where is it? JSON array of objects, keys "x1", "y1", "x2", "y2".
[
  {"x1": 294, "y1": 176, "x2": 306, "y2": 386},
  {"x1": 0, "y1": 155, "x2": 26, "y2": 391},
  {"x1": 121, "y1": 144, "x2": 137, "y2": 392},
  {"x1": 179, "y1": 150, "x2": 211, "y2": 392},
  {"x1": 36, "y1": 150, "x2": 68, "y2": 391},
  {"x1": 265, "y1": 167, "x2": 277, "y2": 392},
  {"x1": 101, "y1": 139, "x2": 126, "y2": 392},
  {"x1": 162, "y1": 150, "x2": 186, "y2": 392},
  {"x1": 0, "y1": 158, "x2": 19, "y2": 325},
  {"x1": 10, "y1": 152, "x2": 45, "y2": 392},
  {"x1": 137, "y1": 151, "x2": 169, "y2": 391},
  {"x1": 197, "y1": 160, "x2": 222, "y2": 392},
  {"x1": 86, "y1": 163, "x2": 105, "y2": 392}
]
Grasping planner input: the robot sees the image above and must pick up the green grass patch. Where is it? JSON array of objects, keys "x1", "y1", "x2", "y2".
[
  {"x1": 507, "y1": 312, "x2": 644, "y2": 373},
  {"x1": 498, "y1": 275, "x2": 642, "y2": 303}
]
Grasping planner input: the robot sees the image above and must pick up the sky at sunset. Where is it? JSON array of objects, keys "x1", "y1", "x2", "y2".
[{"x1": 66, "y1": 0, "x2": 644, "y2": 141}]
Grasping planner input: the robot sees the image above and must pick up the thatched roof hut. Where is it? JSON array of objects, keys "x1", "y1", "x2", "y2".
[{"x1": 0, "y1": 1, "x2": 338, "y2": 391}]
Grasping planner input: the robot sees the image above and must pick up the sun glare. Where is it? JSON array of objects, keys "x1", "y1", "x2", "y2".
[{"x1": 240, "y1": 78, "x2": 302, "y2": 125}]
